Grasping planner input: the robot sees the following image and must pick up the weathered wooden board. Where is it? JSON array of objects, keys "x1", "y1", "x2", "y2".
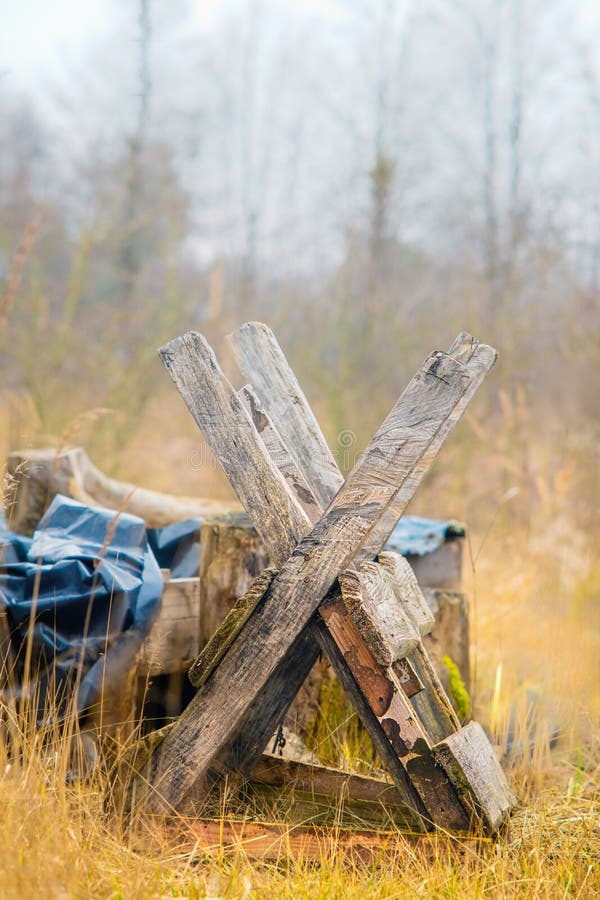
[
  {"x1": 159, "y1": 817, "x2": 484, "y2": 862},
  {"x1": 229, "y1": 325, "x2": 472, "y2": 740},
  {"x1": 196, "y1": 507, "x2": 321, "y2": 737},
  {"x1": 230, "y1": 323, "x2": 473, "y2": 746},
  {"x1": 433, "y1": 721, "x2": 517, "y2": 833},
  {"x1": 159, "y1": 819, "x2": 414, "y2": 862},
  {"x1": 317, "y1": 595, "x2": 470, "y2": 832},
  {"x1": 188, "y1": 568, "x2": 278, "y2": 688},
  {"x1": 339, "y1": 563, "x2": 419, "y2": 666},
  {"x1": 422, "y1": 589, "x2": 471, "y2": 698},
  {"x1": 357, "y1": 337, "x2": 497, "y2": 562},
  {"x1": 229, "y1": 323, "x2": 496, "y2": 568},
  {"x1": 150, "y1": 326, "x2": 511, "y2": 832},
  {"x1": 238, "y1": 384, "x2": 321, "y2": 523},
  {"x1": 226, "y1": 324, "x2": 503, "y2": 821},
  {"x1": 407, "y1": 644, "x2": 461, "y2": 742},
  {"x1": 161, "y1": 333, "x2": 309, "y2": 567},
  {"x1": 248, "y1": 753, "x2": 421, "y2": 830}
]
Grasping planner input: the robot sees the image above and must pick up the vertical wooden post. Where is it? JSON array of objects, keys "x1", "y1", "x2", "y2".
[{"x1": 198, "y1": 512, "x2": 269, "y2": 650}]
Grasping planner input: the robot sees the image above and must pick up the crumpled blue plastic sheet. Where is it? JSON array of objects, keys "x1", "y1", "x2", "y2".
[
  {"x1": 147, "y1": 518, "x2": 202, "y2": 579},
  {"x1": 386, "y1": 515, "x2": 464, "y2": 557},
  {"x1": 0, "y1": 495, "x2": 162, "y2": 723}
]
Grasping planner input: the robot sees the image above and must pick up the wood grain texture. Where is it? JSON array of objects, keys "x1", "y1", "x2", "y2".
[
  {"x1": 238, "y1": 384, "x2": 321, "y2": 523},
  {"x1": 147, "y1": 334, "x2": 470, "y2": 812},
  {"x1": 248, "y1": 753, "x2": 421, "y2": 830},
  {"x1": 152, "y1": 326, "x2": 502, "y2": 832},
  {"x1": 220, "y1": 627, "x2": 321, "y2": 775},
  {"x1": 316, "y1": 597, "x2": 470, "y2": 831},
  {"x1": 6, "y1": 446, "x2": 236, "y2": 534},
  {"x1": 422, "y1": 589, "x2": 470, "y2": 699},
  {"x1": 433, "y1": 721, "x2": 517, "y2": 833},
  {"x1": 198, "y1": 512, "x2": 270, "y2": 650},
  {"x1": 161, "y1": 818, "x2": 436, "y2": 862},
  {"x1": 339, "y1": 563, "x2": 419, "y2": 666},
  {"x1": 226, "y1": 324, "x2": 496, "y2": 825},
  {"x1": 230, "y1": 325, "x2": 479, "y2": 743},
  {"x1": 407, "y1": 643, "x2": 461, "y2": 742},
  {"x1": 313, "y1": 616, "x2": 470, "y2": 832},
  {"x1": 139, "y1": 577, "x2": 201, "y2": 676},
  {"x1": 377, "y1": 551, "x2": 435, "y2": 637},
  {"x1": 228, "y1": 322, "x2": 344, "y2": 507}
]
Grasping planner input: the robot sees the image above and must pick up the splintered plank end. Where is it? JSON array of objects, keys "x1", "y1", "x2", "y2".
[
  {"x1": 433, "y1": 721, "x2": 517, "y2": 833},
  {"x1": 339, "y1": 563, "x2": 419, "y2": 666}
]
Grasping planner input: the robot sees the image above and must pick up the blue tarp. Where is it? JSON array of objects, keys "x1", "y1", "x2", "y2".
[
  {"x1": 0, "y1": 495, "x2": 163, "y2": 722},
  {"x1": 386, "y1": 515, "x2": 464, "y2": 557},
  {"x1": 147, "y1": 518, "x2": 202, "y2": 579}
]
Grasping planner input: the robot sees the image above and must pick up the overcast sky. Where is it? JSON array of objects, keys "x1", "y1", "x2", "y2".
[
  {"x1": 3, "y1": 0, "x2": 599, "y2": 90},
  {"x1": 1, "y1": 0, "x2": 345, "y2": 90}
]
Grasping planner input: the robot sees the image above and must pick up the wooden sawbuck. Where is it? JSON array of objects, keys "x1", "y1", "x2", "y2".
[{"x1": 135, "y1": 323, "x2": 516, "y2": 835}]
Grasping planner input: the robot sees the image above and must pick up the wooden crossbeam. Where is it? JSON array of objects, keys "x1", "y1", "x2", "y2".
[{"x1": 140, "y1": 328, "x2": 500, "y2": 829}]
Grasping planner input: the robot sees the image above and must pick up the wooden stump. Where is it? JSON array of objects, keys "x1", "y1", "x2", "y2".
[{"x1": 198, "y1": 512, "x2": 269, "y2": 649}]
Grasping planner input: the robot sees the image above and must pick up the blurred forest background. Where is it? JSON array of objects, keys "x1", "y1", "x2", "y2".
[{"x1": 1, "y1": 1, "x2": 598, "y2": 742}]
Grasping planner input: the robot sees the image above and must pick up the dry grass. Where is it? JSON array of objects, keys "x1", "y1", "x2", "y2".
[{"x1": 0, "y1": 421, "x2": 598, "y2": 898}]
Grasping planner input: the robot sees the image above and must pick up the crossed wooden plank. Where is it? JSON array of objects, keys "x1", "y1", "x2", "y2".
[{"x1": 139, "y1": 325, "x2": 514, "y2": 833}]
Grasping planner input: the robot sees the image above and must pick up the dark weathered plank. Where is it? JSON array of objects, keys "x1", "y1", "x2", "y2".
[
  {"x1": 188, "y1": 568, "x2": 278, "y2": 688},
  {"x1": 433, "y1": 721, "x2": 517, "y2": 833},
  {"x1": 230, "y1": 326, "x2": 481, "y2": 736},
  {"x1": 248, "y1": 754, "x2": 421, "y2": 830},
  {"x1": 407, "y1": 644, "x2": 461, "y2": 741},
  {"x1": 313, "y1": 615, "x2": 469, "y2": 832},
  {"x1": 230, "y1": 324, "x2": 486, "y2": 744},
  {"x1": 221, "y1": 627, "x2": 321, "y2": 775},
  {"x1": 198, "y1": 511, "x2": 270, "y2": 651}
]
